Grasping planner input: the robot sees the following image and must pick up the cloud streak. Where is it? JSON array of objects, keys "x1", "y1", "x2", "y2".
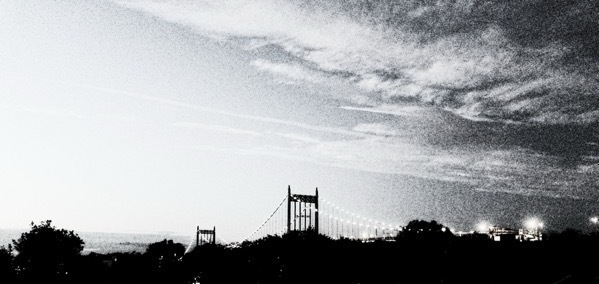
[
  {"x1": 172, "y1": 122, "x2": 263, "y2": 137},
  {"x1": 257, "y1": 135, "x2": 596, "y2": 200},
  {"x1": 251, "y1": 59, "x2": 326, "y2": 84},
  {"x1": 65, "y1": 82, "x2": 597, "y2": 201},
  {"x1": 339, "y1": 105, "x2": 428, "y2": 117},
  {"x1": 58, "y1": 81, "x2": 368, "y2": 138},
  {"x1": 109, "y1": 0, "x2": 599, "y2": 200},
  {"x1": 353, "y1": 123, "x2": 398, "y2": 137},
  {"x1": 115, "y1": 0, "x2": 599, "y2": 124}
]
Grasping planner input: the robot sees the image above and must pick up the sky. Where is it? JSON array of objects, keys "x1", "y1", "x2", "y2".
[{"x1": 0, "y1": 0, "x2": 598, "y2": 242}]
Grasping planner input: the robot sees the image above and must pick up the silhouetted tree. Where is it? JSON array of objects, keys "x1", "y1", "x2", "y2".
[
  {"x1": 12, "y1": 220, "x2": 84, "y2": 283},
  {"x1": 397, "y1": 219, "x2": 454, "y2": 241},
  {"x1": 394, "y1": 220, "x2": 455, "y2": 283},
  {"x1": 0, "y1": 245, "x2": 15, "y2": 283},
  {"x1": 146, "y1": 238, "x2": 185, "y2": 279},
  {"x1": 5, "y1": 219, "x2": 599, "y2": 284},
  {"x1": 554, "y1": 228, "x2": 584, "y2": 242},
  {"x1": 146, "y1": 239, "x2": 185, "y2": 262}
]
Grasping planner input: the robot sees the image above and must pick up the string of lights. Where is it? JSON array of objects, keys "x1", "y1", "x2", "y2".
[
  {"x1": 244, "y1": 196, "x2": 288, "y2": 242},
  {"x1": 317, "y1": 198, "x2": 403, "y2": 240},
  {"x1": 243, "y1": 194, "x2": 406, "y2": 243}
]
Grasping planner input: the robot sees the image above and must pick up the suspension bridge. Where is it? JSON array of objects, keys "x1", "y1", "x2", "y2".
[
  {"x1": 243, "y1": 186, "x2": 403, "y2": 242},
  {"x1": 186, "y1": 185, "x2": 403, "y2": 251}
]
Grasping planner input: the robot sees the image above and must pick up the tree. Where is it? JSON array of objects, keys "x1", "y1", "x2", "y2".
[
  {"x1": 146, "y1": 239, "x2": 185, "y2": 265},
  {"x1": 396, "y1": 219, "x2": 454, "y2": 241},
  {"x1": 0, "y1": 245, "x2": 15, "y2": 283},
  {"x1": 145, "y1": 239, "x2": 187, "y2": 283},
  {"x1": 395, "y1": 220, "x2": 455, "y2": 283},
  {"x1": 12, "y1": 220, "x2": 84, "y2": 282}
]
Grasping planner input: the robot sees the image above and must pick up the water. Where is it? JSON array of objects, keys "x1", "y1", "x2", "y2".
[{"x1": 0, "y1": 229, "x2": 191, "y2": 255}]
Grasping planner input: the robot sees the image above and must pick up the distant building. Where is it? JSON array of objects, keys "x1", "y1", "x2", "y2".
[
  {"x1": 457, "y1": 226, "x2": 543, "y2": 242},
  {"x1": 489, "y1": 227, "x2": 520, "y2": 242},
  {"x1": 517, "y1": 228, "x2": 542, "y2": 241}
]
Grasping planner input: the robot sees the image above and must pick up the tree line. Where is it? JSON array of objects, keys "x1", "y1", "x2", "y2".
[{"x1": 1, "y1": 219, "x2": 599, "y2": 283}]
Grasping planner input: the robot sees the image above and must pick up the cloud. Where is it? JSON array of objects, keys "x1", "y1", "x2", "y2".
[
  {"x1": 340, "y1": 105, "x2": 427, "y2": 117},
  {"x1": 172, "y1": 122, "x2": 263, "y2": 137},
  {"x1": 109, "y1": 0, "x2": 599, "y2": 200},
  {"x1": 60, "y1": 81, "x2": 367, "y2": 138},
  {"x1": 275, "y1": 133, "x2": 321, "y2": 144},
  {"x1": 352, "y1": 123, "x2": 397, "y2": 137},
  {"x1": 251, "y1": 59, "x2": 326, "y2": 84},
  {"x1": 237, "y1": 136, "x2": 471, "y2": 182},
  {"x1": 165, "y1": 113, "x2": 598, "y2": 200},
  {"x1": 115, "y1": 0, "x2": 599, "y2": 124},
  {"x1": 236, "y1": 133, "x2": 597, "y2": 200}
]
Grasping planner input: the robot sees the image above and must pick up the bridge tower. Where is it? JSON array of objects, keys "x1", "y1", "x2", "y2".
[
  {"x1": 196, "y1": 226, "x2": 216, "y2": 246},
  {"x1": 287, "y1": 185, "x2": 319, "y2": 234}
]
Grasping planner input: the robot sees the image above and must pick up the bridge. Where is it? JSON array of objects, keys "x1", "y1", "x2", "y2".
[
  {"x1": 186, "y1": 185, "x2": 403, "y2": 251},
  {"x1": 243, "y1": 185, "x2": 402, "y2": 242}
]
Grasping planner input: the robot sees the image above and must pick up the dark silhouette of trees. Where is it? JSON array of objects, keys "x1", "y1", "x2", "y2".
[
  {"x1": 4, "y1": 219, "x2": 599, "y2": 283},
  {"x1": 12, "y1": 220, "x2": 84, "y2": 283},
  {"x1": 145, "y1": 239, "x2": 186, "y2": 284},
  {"x1": 396, "y1": 219, "x2": 454, "y2": 240},
  {"x1": 146, "y1": 239, "x2": 185, "y2": 263},
  {"x1": 0, "y1": 245, "x2": 15, "y2": 283},
  {"x1": 393, "y1": 219, "x2": 455, "y2": 283}
]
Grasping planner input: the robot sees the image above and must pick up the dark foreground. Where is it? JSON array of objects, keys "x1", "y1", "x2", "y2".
[{"x1": 2, "y1": 220, "x2": 599, "y2": 284}]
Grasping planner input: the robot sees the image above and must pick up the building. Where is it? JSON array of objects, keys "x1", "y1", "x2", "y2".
[
  {"x1": 489, "y1": 227, "x2": 520, "y2": 242},
  {"x1": 456, "y1": 226, "x2": 543, "y2": 242}
]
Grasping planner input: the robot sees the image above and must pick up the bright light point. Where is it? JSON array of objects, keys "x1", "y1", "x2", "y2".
[
  {"x1": 476, "y1": 221, "x2": 492, "y2": 233},
  {"x1": 525, "y1": 218, "x2": 542, "y2": 230},
  {"x1": 591, "y1": 217, "x2": 599, "y2": 224},
  {"x1": 441, "y1": 227, "x2": 446, "y2": 232}
]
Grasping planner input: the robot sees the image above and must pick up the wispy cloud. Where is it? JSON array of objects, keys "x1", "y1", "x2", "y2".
[
  {"x1": 352, "y1": 123, "x2": 397, "y2": 137},
  {"x1": 251, "y1": 59, "x2": 325, "y2": 84},
  {"x1": 57, "y1": 81, "x2": 366, "y2": 138},
  {"x1": 109, "y1": 0, "x2": 599, "y2": 200},
  {"x1": 340, "y1": 105, "x2": 427, "y2": 117},
  {"x1": 172, "y1": 122, "x2": 263, "y2": 137},
  {"x1": 170, "y1": 113, "x2": 597, "y2": 200},
  {"x1": 228, "y1": 135, "x2": 597, "y2": 200},
  {"x1": 275, "y1": 133, "x2": 322, "y2": 144},
  {"x1": 115, "y1": 0, "x2": 599, "y2": 124}
]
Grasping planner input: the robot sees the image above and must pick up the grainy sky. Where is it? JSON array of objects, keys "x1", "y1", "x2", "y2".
[{"x1": 0, "y1": 0, "x2": 597, "y2": 241}]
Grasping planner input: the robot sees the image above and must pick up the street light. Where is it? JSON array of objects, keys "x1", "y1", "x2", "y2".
[
  {"x1": 525, "y1": 218, "x2": 543, "y2": 240},
  {"x1": 476, "y1": 221, "x2": 492, "y2": 233},
  {"x1": 525, "y1": 218, "x2": 542, "y2": 229}
]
